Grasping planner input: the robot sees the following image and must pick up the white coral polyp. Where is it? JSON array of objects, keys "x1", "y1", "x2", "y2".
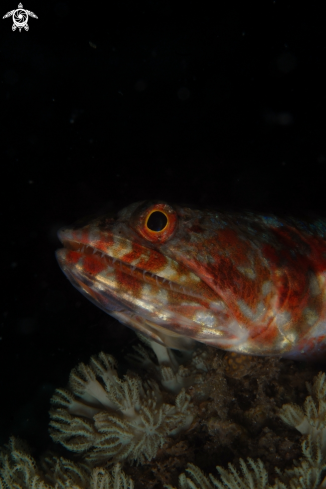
[
  {"x1": 49, "y1": 351, "x2": 194, "y2": 465},
  {"x1": 279, "y1": 372, "x2": 326, "y2": 450},
  {"x1": 126, "y1": 335, "x2": 207, "y2": 394},
  {"x1": 0, "y1": 437, "x2": 135, "y2": 489}
]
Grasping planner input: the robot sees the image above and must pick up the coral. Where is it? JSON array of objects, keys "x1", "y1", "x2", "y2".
[
  {"x1": 164, "y1": 438, "x2": 326, "y2": 489},
  {"x1": 0, "y1": 437, "x2": 47, "y2": 489},
  {"x1": 165, "y1": 458, "x2": 269, "y2": 489},
  {"x1": 274, "y1": 435, "x2": 326, "y2": 489},
  {"x1": 0, "y1": 436, "x2": 134, "y2": 489},
  {"x1": 3, "y1": 339, "x2": 326, "y2": 489},
  {"x1": 126, "y1": 333, "x2": 208, "y2": 394},
  {"x1": 276, "y1": 371, "x2": 326, "y2": 488},
  {"x1": 165, "y1": 372, "x2": 326, "y2": 489},
  {"x1": 49, "y1": 351, "x2": 194, "y2": 465},
  {"x1": 279, "y1": 371, "x2": 326, "y2": 444}
]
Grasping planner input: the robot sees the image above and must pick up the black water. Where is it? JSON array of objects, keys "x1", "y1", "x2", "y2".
[{"x1": 1, "y1": 0, "x2": 326, "y2": 460}]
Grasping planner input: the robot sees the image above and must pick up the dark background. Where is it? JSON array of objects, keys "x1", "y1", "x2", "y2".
[{"x1": 1, "y1": 0, "x2": 326, "y2": 456}]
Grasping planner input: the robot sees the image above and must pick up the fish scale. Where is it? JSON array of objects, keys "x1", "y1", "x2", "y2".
[{"x1": 56, "y1": 201, "x2": 326, "y2": 359}]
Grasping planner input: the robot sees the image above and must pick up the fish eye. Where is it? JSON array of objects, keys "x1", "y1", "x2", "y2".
[
  {"x1": 146, "y1": 210, "x2": 168, "y2": 232},
  {"x1": 131, "y1": 202, "x2": 177, "y2": 243}
]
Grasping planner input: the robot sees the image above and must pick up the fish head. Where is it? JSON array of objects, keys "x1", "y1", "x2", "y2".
[{"x1": 56, "y1": 201, "x2": 273, "y2": 353}]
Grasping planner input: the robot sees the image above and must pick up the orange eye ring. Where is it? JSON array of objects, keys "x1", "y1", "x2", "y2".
[
  {"x1": 132, "y1": 202, "x2": 178, "y2": 243},
  {"x1": 145, "y1": 209, "x2": 169, "y2": 233}
]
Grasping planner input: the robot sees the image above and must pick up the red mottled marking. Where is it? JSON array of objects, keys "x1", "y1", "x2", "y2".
[
  {"x1": 298, "y1": 337, "x2": 318, "y2": 354},
  {"x1": 115, "y1": 269, "x2": 142, "y2": 295},
  {"x1": 250, "y1": 321, "x2": 278, "y2": 344},
  {"x1": 216, "y1": 256, "x2": 245, "y2": 293},
  {"x1": 83, "y1": 255, "x2": 107, "y2": 275},
  {"x1": 122, "y1": 242, "x2": 147, "y2": 264},
  {"x1": 122, "y1": 242, "x2": 168, "y2": 271},
  {"x1": 72, "y1": 229, "x2": 89, "y2": 242},
  {"x1": 286, "y1": 273, "x2": 309, "y2": 315},
  {"x1": 305, "y1": 236, "x2": 326, "y2": 272},
  {"x1": 214, "y1": 255, "x2": 261, "y2": 310},
  {"x1": 179, "y1": 254, "x2": 247, "y2": 315},
  {"x1": 270, "y1": 228, "x2": 314, "y2": 272},
  {"x1": 296, "y1": 336, "x2": 326, "y2": 356},
  {"x1": 166, "y1": 291, "x2": 211, "y2": 309},
  {"x1": 66, "y1": 250, "x2": 82, "y2": 264},
  {"x1": 269, "y1": 228, "x2": 312, "y2": 315},
  {"x1": 215, "y1": 229, "x2": 252, "y2": 267},
  {"x1": 94, "y1": 231, "x2": 114, "y2": 251},
  {"x1": 263, "y1": 243, "x2": 309, "y2": 316},
  {"x1": 276, "y1": 275, "x2": 290, "y2": 310},
  {"x1": 136, "y1": 249, "x2": 167, "y2": 271},
  {"x1": 262, "y1": 244, "x2": 279, "y2": 268}
]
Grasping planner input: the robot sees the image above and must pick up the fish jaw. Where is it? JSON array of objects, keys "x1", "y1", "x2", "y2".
[
  {"x1": 56, "y1": 200, "x2": 326, "y2": 359},
  {"x1": 56, "y1": 219, "x2": 235, "y2": 351}
]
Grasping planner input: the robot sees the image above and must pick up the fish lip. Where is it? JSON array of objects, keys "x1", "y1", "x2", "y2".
[
  {"x1": 57, "y1": 228, "x2": 65, "y2": 244},
  {"x1": 55, "y1": 227, "x2": 209, "y2": 303},
  {"x1": 56, "y1": 230, "x2": 162, "y2": 283},
  {"x1": 56, "y1": 227, "x2": 105, "y2": 258},
  {"x1": 56, "y1": 232, "x2": 201, "y2": 305},
  {"x1": 55, "y1": 247, "x2": 65, "y2": 264},
  {"x1": 55, "y1": 232, "x2": 196, "y2": 347},
  {"x1": 57, "y1": 227, "x2": 73, "y2": 245}
]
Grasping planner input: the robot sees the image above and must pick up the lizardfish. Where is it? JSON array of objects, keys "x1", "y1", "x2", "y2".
[{"x1": 56, "y1": 201, "x2": 326, "y2": 359}]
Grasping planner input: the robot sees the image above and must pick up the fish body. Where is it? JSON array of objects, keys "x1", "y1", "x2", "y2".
[{"x1": 56, "y1": 201, "x2": 326, "y2": 359}]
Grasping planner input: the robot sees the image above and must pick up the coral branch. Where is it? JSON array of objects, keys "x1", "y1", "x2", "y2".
[
  {"x1": 49, "y1": 351, "x2": 194, "y2": 465},
  {"x1": 0, "y1": 437, "x2": 134, "y2": 489}
]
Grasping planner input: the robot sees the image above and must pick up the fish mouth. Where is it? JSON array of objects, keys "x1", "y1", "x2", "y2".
[
  {"x1": 56, "y1": 230, "x2": 245, "y2": 351},
  {"x1": 56, "y1": 234, "x2": 190, "y2": 296},
  {"x1": 56, "y1": 225, "x2": 216, "y2": 302},
  {"x1": 56, "y1": 232, "x2": 198, "y2": 350}
]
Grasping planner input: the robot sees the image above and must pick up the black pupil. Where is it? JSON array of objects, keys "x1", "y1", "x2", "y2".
[{"x1": 147, "y1": 211, "x2": 168, "y2": 232}]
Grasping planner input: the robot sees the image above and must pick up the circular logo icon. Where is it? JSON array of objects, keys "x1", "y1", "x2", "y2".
[
  {"x1": 3, "y1": 3, "x2": 38, "y2": 32},
  {"x1": 13, "y1": 8, "x2": 28, "y2": 30}
]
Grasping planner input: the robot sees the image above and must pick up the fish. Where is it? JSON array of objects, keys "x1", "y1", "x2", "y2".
[{"x1": 56, "y1": 201, "x2": 326, "y2": 360}]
